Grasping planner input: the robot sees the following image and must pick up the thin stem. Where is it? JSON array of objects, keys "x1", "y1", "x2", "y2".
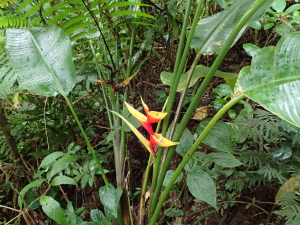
[
  {"x1": 64, "y1": 96, "x2": 109, "y2": 184},
  {"x1": 151, "y1": 0, "x2": 268, "y2": 213},
  {"x1": 82, "y1": 0, "x2": 116, "y2": 70},
  {"x1": 150, "y1": 94, "x2": 245, "y2": 224}
]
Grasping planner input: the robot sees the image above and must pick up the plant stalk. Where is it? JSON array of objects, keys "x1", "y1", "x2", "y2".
[{"x1": 150, "y1": 94, "x2": 245, "y2": 224}]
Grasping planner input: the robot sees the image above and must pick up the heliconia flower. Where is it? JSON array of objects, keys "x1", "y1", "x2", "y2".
[
  {"x1": 141, "y1": 97, "x2": 167, "y2": 123},
  {"x1": 112, "y1": 99, "x2": 179, "y2": 157},
  {"x1": 151, "y1": 133, "x2": 180, "y2": 147},
  {"x1": 110, "y1": 111, "x2": 156, "y2": 156},
  {"x1": 124, "y1": 102, "x2": 153, "y2": 135}
]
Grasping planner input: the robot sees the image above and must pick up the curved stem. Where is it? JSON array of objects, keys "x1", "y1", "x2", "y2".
[
  {"x1": 151, "y1": 0, "x2": 268, "y2": 213},
  {"x1": 150, "y1": 94, "x2": 245, "y2": 224}
]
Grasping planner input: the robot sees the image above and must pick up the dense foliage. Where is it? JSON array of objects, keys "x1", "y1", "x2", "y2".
[{"x1": 1, "y1": 0, "x2": 300, "y2": 224}]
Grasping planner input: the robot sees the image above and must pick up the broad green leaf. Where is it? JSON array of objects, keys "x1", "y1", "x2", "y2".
[
  {"x1": 161, "y1": 65, "x2": 237, "y2": 92},
  {"x1": 211, "y1": 152, "x2": 242, "y2": 168},
  {"x1": 162, "y1": 170, "x2": 183, "y2": 187},
  {"x1": 271, "y1": 0, "x2": 286, "y2": 12},
  {"x1": 90, "y1": 209, "x2": 105, "y2": 222},
  {"x1": 235, "y1": 32, "x2": 300, "y2": 127},
  {"x1": 243, "y1": 43, "x2": 260, "y2": 57},
  {"x1": 18, "y1": 178, "x2": 46, "y2": 208},
  {"x1": 40, "y1": 196, "x2": 66, "y2": 225},
  {"x1": 271, "y1": 146, "x2": 292, "y2": 161},
  {"x1": 51, "y1": 175, "x2": 77, "y2": 186},
  {"x1": 40, "y1": 152, "x2": 64, "y2": 169},
  {"x1": 99, "y1": 184, "x2": 122, "y2": 218},
  {"x1": 212, "y1": 0, "x2": 226, "y2": 8},
  {"x1": 167, "y1": 122, "x2": 194, "y2": 156},
  {"x1": 49, "y1": 156, "x2": 77, "y2": 179},
  {"x1": 276, "y1": 175, "x2": 300, "y2": 203},
  {"x1": 6, "y1": 25, "x2": 76, "y2": 96},
  {"x1": 191, "y1": 0, "x2": 274, "y2": 54},
  {"x1": 0, "y1": 50, "x2": 17, "y2": 99},
  {"x1": 187, "y1": 167, "x2": 217, "y2": 210},
  {"x1": 197, "y1": 119, "x2": 233, "y2": 153}
]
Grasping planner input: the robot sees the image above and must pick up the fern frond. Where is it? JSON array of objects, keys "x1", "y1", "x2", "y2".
[
  {"x1": 239, "y1": 150, "x2": 268, "y2": 168},
  {"x1": 275, "y1": 192, "x2": 300, "y2": 225},
  {"x1": 249, "y1": 166, "x2": 286, "y2": 184},
  {"x1": 0, "y1": 15, "x2": 28, "y2": 28}
]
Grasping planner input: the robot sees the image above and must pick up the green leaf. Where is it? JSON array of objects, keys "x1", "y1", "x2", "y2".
[
  {"x1": 6, "y1": 25, "x2": 76, "y2": 96},
  {"x1": 99, "y1": 184, "x2": 122, "y2": 218},
  {"x1": 197, "y1": 119, "x2": 233, "y2": 153},
  {"x1": 167, "y1": 122, "x2": 194, "y2": 156},
  {"x1": 81, "y1": 174, "x2": 90, "y2": 189},
  {"x1": 235, "y1": 32, "x2": 300, "y2": 128},
  {"x1": 18, "y1": 178, "x2": 46, "y2": 208},
  {"x1": 51, "y1": 175, "x2": 77, "y2": 186},
  {"x1": 212, "y1": 0, "x2": 226, "y2": 8},
  {"x1": 40, "y1": 152, "x2": 64, "y2": 169},
  {"x1": 243, "y1": 43, "x2": 260, "y2": 57},
  {"x1": 187, "y1": 167, "x2": 217, "y2": 210},
  {"x1": 164, "y1": 208, "x2": 183, "y2": 217},
  {"x1": 211, "y1": 152, "x2": 242, "y2": 168},
  {"x1": 271, "y1": 146, "x2": 292, "y2": 161},
  {"x1": 49, "y1": 156, "x2": 77, "y2": 179},
  {"x1": 162, "y1": 170, "x2": 183, "y2": 187},
  {"x1": 40, "y1": 196, "x2": 66, "y2": 225},
  {"x1": 271, "y1": 0, "x2": 286, "y2": 12},
  {"x1": 161, "y1": 65, "x2": 237, "y2": 92},
  {"x1": 191, "y1": 0, "x2": 273, "y2": 54},
  {"x1": 90, "y1": 209, "x2": 105, "y2": 222}
]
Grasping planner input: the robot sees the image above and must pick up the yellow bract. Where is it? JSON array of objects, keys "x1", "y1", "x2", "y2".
[{"x1": 151, "y1": 133, "x2": 179, "y2": 147}]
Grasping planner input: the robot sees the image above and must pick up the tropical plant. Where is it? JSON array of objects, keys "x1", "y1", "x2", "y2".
[{"x1": 1, "y1": 0, "x2": 300, "y2": 224}]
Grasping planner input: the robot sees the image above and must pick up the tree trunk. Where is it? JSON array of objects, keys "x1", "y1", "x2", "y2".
[{"x1": 0, "y1": 102, "x2": 21, "y2": 162}]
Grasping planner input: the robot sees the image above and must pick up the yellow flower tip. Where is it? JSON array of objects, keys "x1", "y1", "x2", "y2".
[
  {"x1": 151, "y1": 133, "x2": 180, "y2": 147},
  {"x1": 147, "y1": 111, "x2": 167, "y2": 123},
  {"x1": 125, "y1": 102, "x2": 147, "y2": 122},
  {"x1": 90, "y1": 78, "x2": 104, "y2": 83},
  {"x1": 140, "y1": 97, "x2": 149, "y2": 114}
]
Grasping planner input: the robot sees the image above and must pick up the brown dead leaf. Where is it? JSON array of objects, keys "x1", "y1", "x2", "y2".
[
  {"x1": 192, "y1": 106, "x2": 208, "y2": 121},
  {"x1": 275, "y1": 174, "x2": 300, "y2": 204}
]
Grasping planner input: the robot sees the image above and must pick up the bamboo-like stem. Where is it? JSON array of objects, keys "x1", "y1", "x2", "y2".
[
  {"x1": 151, "y1": 0, "x2": 267, "y2": 213},
  {"x1": 150, "y1": 94, "x2": 246, "y2": 224},
  {"x1": 150, "y1": 0, "x2": 204, "y2": 214}
]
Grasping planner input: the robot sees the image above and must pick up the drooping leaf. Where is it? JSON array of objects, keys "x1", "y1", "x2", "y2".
[
  {"x1": 276, "y1": 175, "x2": 300, "y2": 203},
  {"x1": 49, "y1": 156, "x2": 77, "y2": 179},
  {"x1": 235, "y1": 32, "x2": 300, "y2": 128},
  {"x1": 18, "y1": 179, "x2": 46, "y2": 208},
  {"x1": 161, "y1": 65, "x2": 237, "y2": 92},
  {"x1": 99, "y1": 184, "x2": 122, "y2": 218},
  {"x1": 211, "y1": 152, "x2": 242, "y2": 168},
  {"x1": 40, "y1": 152, "x2": 64, "y2": 169},
  {"x1": 40, "y1": 196, "x2": 66, "y2": 225},
  {"x1": 51, "y1": 175, "x2": 77, "y2": 186},
  {"x1": 191, "y1": 0, "x2": 274, "y2": 54},
  {"x1": 0, "y1": 51, "x2": 17, "y2": 99},
  {"x1": 162, "y1": 170, "x2": 183, "y2": 187},
  {"x1": 197, "y1": 119, "x2": 233, "y2": 153},
  {"x1": 6, "y1": 25, "x2": 76, "y2": 96},
  {"x1": 187, "y1": 167, "x2": 217, "y2": 210}
]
